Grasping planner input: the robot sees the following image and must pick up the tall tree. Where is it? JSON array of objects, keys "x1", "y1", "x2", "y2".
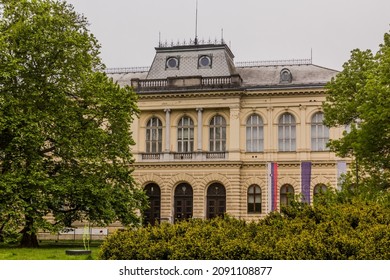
[
  {"x1": 323, "y1": 31, "x2": 390, "y2": 188},
  {"x1": 0, "y1": 0, "x2": 146, "y2": 247}
]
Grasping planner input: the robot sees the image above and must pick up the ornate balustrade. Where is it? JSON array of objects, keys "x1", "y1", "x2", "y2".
[{"x1": 140, "y1": 152, "x2": 227, "y2": 162}]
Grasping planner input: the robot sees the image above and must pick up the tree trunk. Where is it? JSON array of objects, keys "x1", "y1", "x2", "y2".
[{"x1": 19, "y1": 216, "x2": 39, "y2": 248}]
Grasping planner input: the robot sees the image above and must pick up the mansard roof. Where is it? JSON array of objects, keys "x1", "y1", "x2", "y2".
[
  {"x1": 237, "y1": 63, "x2": 338, "y2": 88},
  {"x1": 105, "y1": 44, "x2": 338, "y2": 91},
  {"x1": 146, "y1": 44, "x2": 237, "y2": 79}
]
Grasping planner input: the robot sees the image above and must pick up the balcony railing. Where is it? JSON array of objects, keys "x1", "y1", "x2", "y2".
[
  {"x1": 141, "y1": 153, "x2": 161, "y2": 160},
  {"x1": 173, "y1": 153, "x2": 193, "y2": 160},
  {"x1": 139, "y1": 79, "x2": 168, "y2": 88},
  {"x1": 131, "y1": 74, "x2": 242, "y2": 92},
  {"x1": 205, "y1": 152, "x2": 226, "y2": 159},
  {"x1": 140, "y1": 152, "x2": 227, "y2": 161}
]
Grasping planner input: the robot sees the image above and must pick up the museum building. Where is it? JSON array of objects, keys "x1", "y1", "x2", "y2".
[{"x1": 107, "y1": 41, "x2": 347, "y2": 225}]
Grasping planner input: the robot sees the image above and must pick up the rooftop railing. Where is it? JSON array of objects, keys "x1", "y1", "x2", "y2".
[
  {"x1": 104, "y1": 58, "x2": 312, "y2": 74},
  {"x1": 235, "y1": 58, "x2": 312, "y2": 68},
  {"x1": 104, "y1": 67, "x2": 150, "y2": 74}
]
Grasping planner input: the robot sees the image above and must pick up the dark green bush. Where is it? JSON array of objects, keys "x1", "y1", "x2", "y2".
[{"x1": 98, "y1": 195, "x2": 390, "y2": 260}]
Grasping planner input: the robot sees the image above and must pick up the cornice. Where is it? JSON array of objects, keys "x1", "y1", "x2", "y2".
[
  {"x1": 133, "y1": 161, "x2": 243, "y2": 169},
  {"x1": 243, "y1": 88, "x2": 326, "y2": 97},
  {"x1": 132, "y1": 160, "x2": 343, "y2": 170},
  {"x1": 137, "y1": 87, "x2": 327, "y2": 100},
  {"x1": 137, "y1": 90, "x2": 242, "y2": 100}
]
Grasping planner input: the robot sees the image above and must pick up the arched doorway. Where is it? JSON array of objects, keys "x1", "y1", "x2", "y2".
[
  {"x1": 207, "y1": 183, "x2": 226, "y2": 219},
  {"x1": 143, "y1": 183, "x2": 161, "y2": 226},
  {"x1": 174, "y1": 183, "x2": 193, "y2": 222}
]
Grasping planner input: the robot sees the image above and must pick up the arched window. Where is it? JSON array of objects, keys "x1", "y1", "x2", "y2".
[
  {"x1": 146, "y1": 117, "x2": 162, "y2": 153},
  {"x1": 280, "y1": 184, "x2": 294, "y2": 206},
  {"x1": 246, "y1": 114, "x2": 264, "y2": 152},
  {"x1": 314, "y1": 184, "x2": 327, "y2": 197},
  {"x1": 278, "y1": 113, "x2": 296, "y2": 152},
  {"x1": 311, "y1": 112, "x2": 329, "y2": 151},
  {"x1": 209, "y1": 115, "x2": 226, "y2": 152},
  {"x1": 280, "y1": 68, "x2": 292, "y2": 83},
  {"x1": 177, "y1": 116, "x2": 194, "y2": 152},
  {"x1": 247, "y1": 185, "x2": 262, "y2": 213}
]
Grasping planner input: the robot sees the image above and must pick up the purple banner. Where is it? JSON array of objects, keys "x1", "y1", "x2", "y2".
[
  {"x1": 267, "y1": 162, "x2": 278, "y2": 212},
  {"x1": 301, "y1": 161, "x2": 312, "y2": 204}
]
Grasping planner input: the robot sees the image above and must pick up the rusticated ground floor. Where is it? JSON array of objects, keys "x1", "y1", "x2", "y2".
[
  {"x1": 38, "y1": 160, "x2": 349, "y2": 240},
  {"x1": 133, "y1": 160, "x2": 348, "y2": 225}
]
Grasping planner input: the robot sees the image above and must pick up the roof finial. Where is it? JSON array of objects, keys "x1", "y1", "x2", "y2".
[{"x1": 194, "y1": 0, "x2": 198, "y2": 45}]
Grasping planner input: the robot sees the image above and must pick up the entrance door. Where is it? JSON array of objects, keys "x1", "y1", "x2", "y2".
[
  {"x1": 174, "y1": 183, "x2": 193, "y2": 222},
  {"x1": 143, "y1": 183, "x2": 161, "y2": 226},
  {"x1": 207, "y1": 183, "x2": 226, "y2": 219}
]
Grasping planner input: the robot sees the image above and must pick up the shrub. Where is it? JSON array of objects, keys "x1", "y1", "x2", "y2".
[{"x1": 99, "y1": 198, "x2": 390, "y2": 260}]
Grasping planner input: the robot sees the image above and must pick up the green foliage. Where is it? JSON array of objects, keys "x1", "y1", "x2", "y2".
[
  {"x1": 98, "y1": 195, "x2": 390, "y2": 260},
  {"x1": 323, "y1": 31, "x2": 390, "y2": 186},
  {"x1": 0, "y1": 0, "x2": 147, "y2": 246}
]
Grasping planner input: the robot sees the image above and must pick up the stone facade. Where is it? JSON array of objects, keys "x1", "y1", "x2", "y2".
[{"x1": 108, "y1": 43, "x2": 348, "y2": 225}]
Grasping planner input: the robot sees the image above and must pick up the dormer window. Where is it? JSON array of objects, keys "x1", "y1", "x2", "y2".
[
  {"x1": 280, "y1": 68, "x2": 292, "y2": 83},
  {"x1": 198, "y1": 55, "x2": 212, "y2": 68},
  {"x1": 166, "y1": 56, "x2": 180, "y2": 69}
]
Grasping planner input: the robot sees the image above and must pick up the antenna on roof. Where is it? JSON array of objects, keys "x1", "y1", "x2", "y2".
[
  {"x1": 194, "y1": 0, "x2": 198, "y2": 45},
  {"x1": 310, "y1": 48, "x2": 313, "y2": 64},
  {"x1": 159, "y1": 31, "x2": 161, "y2": 47},
  {"x1": 221, "y1": 28, "x2": 224, "y2": 44}
]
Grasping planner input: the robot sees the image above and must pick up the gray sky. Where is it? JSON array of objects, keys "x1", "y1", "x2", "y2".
[{"x1": 66, "y1": 0, "x2": 390, "y2": 70}]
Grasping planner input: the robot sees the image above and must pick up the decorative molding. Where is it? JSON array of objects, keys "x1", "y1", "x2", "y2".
[
  {"x1": 137, "y1": 88, "x2": 327, "y2": 100},
  {"x1": 133, "y1": 161, "x2": 244, "y2": 169},
  {"x1": 136, "y1": 173, "x2": 165, "y2": 188},
  {"x1": 198, "y1": 173, "x2": 232, "y2": 194},
  {"x1": 299, "y1": 104, "x2": 307, "y2": 111}
]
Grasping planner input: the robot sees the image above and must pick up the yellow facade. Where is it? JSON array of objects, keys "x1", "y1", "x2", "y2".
[{"x1": 108, "y1": 43, "x2": 347, "y2": 224}]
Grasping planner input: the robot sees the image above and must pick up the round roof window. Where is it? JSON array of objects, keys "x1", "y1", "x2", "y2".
[
  {"x1": 198, "y1": 55, "x2": 212, "y2": 68},
  {"x1": 166, "y1": 57, "x2": 179, "y2": 69}
]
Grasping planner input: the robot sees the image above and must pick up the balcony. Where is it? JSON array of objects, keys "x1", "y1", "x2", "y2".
[
  {"x1": 141, "y1": 153, "x2": 161, "y2": 160},
  {"x1": 139, "y1": 152, "x2": 227, "y2": 162},
  {"x1": 131, "y1": 75, "x2": 242, "y2": 92}
]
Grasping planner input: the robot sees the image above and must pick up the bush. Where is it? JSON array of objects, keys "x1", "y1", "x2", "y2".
[{"x1": 99, "y1": 197, "x2": 390, "y2": 260}]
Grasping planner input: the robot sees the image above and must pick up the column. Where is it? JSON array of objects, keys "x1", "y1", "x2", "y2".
[
  {"x1": 196, "y1": 108, "x2": 203, "y2": 151},
  {"x1": 164, "y1": 108, "x2": 171, "y2": 152},
  {"x1": 266, "y1": 106, "x2": 275, "y2": 161},
  {"x1": 229, "y1": 106, "x2": 241, "y2": 160},
  {"x1": 299, "y1": 105, "x2": 308, "y2": 160}
]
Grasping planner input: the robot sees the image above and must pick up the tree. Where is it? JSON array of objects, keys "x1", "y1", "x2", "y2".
[
  {"x1": 0, "y1": 0, "x2": 147, "y2": 247},
  {"x1": 323, "y1": 31, "x2": 390, "y2": 188}
]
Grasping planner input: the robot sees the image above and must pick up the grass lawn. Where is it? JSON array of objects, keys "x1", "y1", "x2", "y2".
[{"x1": 0, "y1": 241, "x2": 103, "y2": 260}]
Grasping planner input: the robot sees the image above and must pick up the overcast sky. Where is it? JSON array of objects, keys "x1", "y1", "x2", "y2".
[{"x1": 66, "y1": 0, "x2": 390, "y2": 71}]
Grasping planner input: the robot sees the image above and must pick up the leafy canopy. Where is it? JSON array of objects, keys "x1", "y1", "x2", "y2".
[
  {"x1": 0, "y1": 0, "x2": 146, "y2": 246},
  {"x1": 323, "y1": 31, "x2": 390, "y2": 187}
]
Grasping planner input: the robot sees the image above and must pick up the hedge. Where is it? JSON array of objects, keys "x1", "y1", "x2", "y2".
[{"x1": 98, "y1": 198, "x2": 390, "y2": 260}]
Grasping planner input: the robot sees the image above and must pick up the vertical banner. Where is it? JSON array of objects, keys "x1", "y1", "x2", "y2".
[
  {"x1": 301, "y1": 161, "x2": 312, "y2": 204},
  {"x1": 267, "y1": 162, "x2": 278, "y2": 212},
  {"x1": 337, "y1": 161, "x2": 347, "y2": 190},
  {"x1": 267, "y1": 163, "x2": 272, "y2": 213},
  {"x1": 272, "y1": 162, "x2": 278, "y2": 211}
]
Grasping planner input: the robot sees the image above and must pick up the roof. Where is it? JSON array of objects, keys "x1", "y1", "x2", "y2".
[
  {"x1": 146, "y1": 44, "x2": 237, "y2": 79},
  {"x1": 105, "y1": 43, "x2": 339, "y2": 90},
  {"x1": 237, "y1": 64, "x2": 338, "y2": 88},
  {"x1": 108, "y1": 72, "x2": 147, "y2": 87}
]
